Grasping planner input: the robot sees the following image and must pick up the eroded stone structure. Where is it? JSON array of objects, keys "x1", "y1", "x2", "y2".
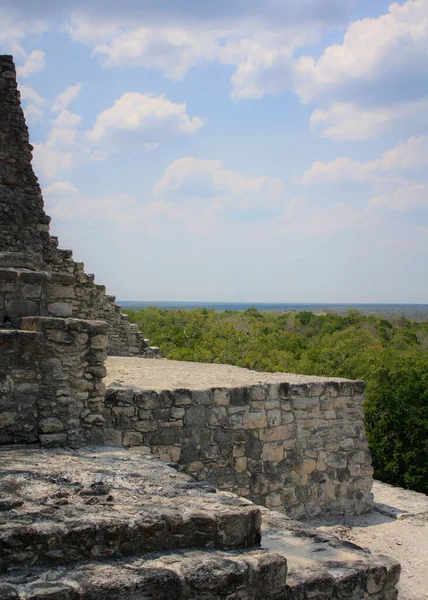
[
  {"x1": 105, "y1": 376, "x2": 373, "y2": 519},
  {"x1": 0, "y1": 55, "x2": 401, "y2": 599},
  {"x1": 0, "y1": 55, "x2": 158, "y2": 358}
]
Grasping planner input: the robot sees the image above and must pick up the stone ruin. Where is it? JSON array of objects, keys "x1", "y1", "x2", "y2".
[
  {"x1": 0, "y1": 55, "x2": 159, "y2": 359},
  {"x1": 0, "y1": 55, "x2": 401, "y2": 599}
]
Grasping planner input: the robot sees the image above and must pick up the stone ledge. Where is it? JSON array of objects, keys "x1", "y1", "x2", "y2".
[
  {"x1": 0, "y1": 548, "x2": 287, "y2": 600},
  {"x1": 0, "y1": 446, "x2": 261, "y2": 573}
]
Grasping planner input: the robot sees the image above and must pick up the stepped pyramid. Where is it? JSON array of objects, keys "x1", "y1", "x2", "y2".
[{"x1": 0, "y1": 55, "x2": 159, "y2": 357}]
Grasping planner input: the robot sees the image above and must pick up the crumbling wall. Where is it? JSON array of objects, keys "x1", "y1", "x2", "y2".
[
  {"x1": 104, "y1": 379, "x2": 374, "y2": 518},
  {"x1": 0, "y1": 55, "x2": 157, "y2": 357},
  {"x1": 0, "y1": 316, "x2": 107, "y2": 446}
]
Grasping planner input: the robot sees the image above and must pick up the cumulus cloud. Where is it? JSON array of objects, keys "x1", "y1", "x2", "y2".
[
  {"x1": 32, "y1": 91, "x2": 204, "y2": 180},
  {"x1": 295, "y1": 0, "x2": 428, "y2": 104},
  {"x1": 278, "y1": 197, "x2": 365, "y2": 237},
  {"x1": 310, "y1": 99, "x2": 428, "y2": 141},
  {"x1": 43, "y1": 179, "x2": 173, "y2": 222},
  {"x1": 51, "y1": 110, "x2": 82, "y2": 129},
  {"x1": 16, "y1": 50, "x2": 45, "y2": 78},
  {"x1": 61, "y1": 1, "x2": 351, "y2": 99},
  {"x1": 33, "y1": 145, "x2": 75, "y2": 180},
  {"x1": 19, "y1": 84, "x2": 45, "y2": 106},
  {"x1": 51, "y1": 83, "x2": 82, "y2": 112},
  {"x1": 24, "y1": 104, "x2": 44, "y2": 124},
  {"x1": 88, "y1": 92, "x2": 204, "y2": 151},
  {"x1": 368, "y1": 184, "x2": 428, "y2": 212},
  {"x1": 302, "y1": 136, "x2": 428, "y2": 185},
  {"x1": 154, "y1": 156, "x2": 284, "y2": 217}
]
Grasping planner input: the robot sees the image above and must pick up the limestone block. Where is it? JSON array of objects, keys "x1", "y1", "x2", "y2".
[
  {"x1": 267, "y1": 409, "x2": 281, "y2": 427},
  {"x1": 20, "y1": 283, "x2": 42, "y2": 298},
  {"x1": 234, "y1": 457, "x2": 247, "y2": 473},
  {"x1": 265, "y1": 493, "x2": 282, "y2": 508},
  {"x1": 262, "y1": 442, "x2": 284, "y2": 463},
  {"x1": 260, "y1": 425, "x2": 295, "y2": 442},
  {"x1": 185, "y1": 405, "x2": 206, "y2": 426},
  {"x1": 229, "y1": 413, "x2": 244, "y2": 429},
  {"x1": 302, "y1": 459, "x2": 316, "y2": 474},
  {"x1": 171, "y1": 407, "x2": 185, "y2": 419},
  {"x1": 47, "y1": 302, "x2": 73, "y2": 317},
  {"x1": 243, "y1": 411, "x2": 267, "y2": 430},
  {"x1": 213, "y1": 389, "x2": 229, "y2": 406},
  {"x1": 251, "y1": 385, "x2": 267, "y2": 401},
  {"x1": 0, "y1": 412, "x2": 16, "y2": 427},
  {"x1": 39, "y1": 417, "x2": 64, "y2": 433},
  {"x1": 39, "y1": 433, "x2": 68, "y2": 446},
  {"x1": 292, "y1": 397, "x2": 319, "y2": 409},
  {"x1": 326, "y1": 453, "x2": 347, "y2": 469},
  {"x1": 193, "y1": 390, "x2": 212, "y2": 405},
  {"x1": 154, "y1": 445, "x2": 181, "y2": 463},
  {"x1": 90, "y1": 334, "x2": 109, "y2": 349},
  {"x1": 122, "y1": 431, "x2": 144, "y2": 446},
  {"x1": 208, "y1": 406, "x2": 228, "y2": 427}
]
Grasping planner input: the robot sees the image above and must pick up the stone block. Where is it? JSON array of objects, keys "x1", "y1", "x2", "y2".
[
  {"x1": 243, "y1": 411, "x2": 267, "y2": 430},
  {"x1": 265, "y1": 409, "x2": 281, "y2": 427},
  {"x1": 122, "y1": 431, "x2": 144, "y2": 446},
  {"x1": 213, "y1": 388, "x2": 229, "y2": 406},
  {"x1": 234, "y1": 456, "x2": 247, "y2": 473},
  {"x1": 260, "y1": 425, "x2": 295, "y2": 442},
  {"x1": 185, "y1": 405, "x2": 206, "y2": 426},
  {"x1": 39, "y1": 417, "x2": 64, "y2": 433},
  {"x1": 262, "y1": 442, "x2": 284, "y2": 463},
  {"x1": 47, "y1": 302, "x2": 73, "y2": 317},
  {"x1": 193, "y1": 390, "x2": 212, "y2": 405}
]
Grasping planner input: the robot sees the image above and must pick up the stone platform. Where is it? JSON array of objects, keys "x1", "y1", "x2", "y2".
[
  {"x1": 103, "y1": 358, "x2": 374, "y2": 519},
  {"x1": 0, "y1": 446, "x2": 399, "y2": 599}
]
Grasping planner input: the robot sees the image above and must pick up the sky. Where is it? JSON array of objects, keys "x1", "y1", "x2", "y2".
[{"x1": 1, "y1": 0, "x2": 427, "y2": 303}]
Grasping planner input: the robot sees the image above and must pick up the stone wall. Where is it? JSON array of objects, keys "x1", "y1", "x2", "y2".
[
  {"x1": 104, "y1": 380, "x2": 374, "y2": 518},
  {"x1": 0, "y1": 316, "x2": 107, "y2": 446},
  {"x1": 0, "y1": 267, "x2": 75, "y2": 327},
  {"x1": 0, "y1": 54, "x2": 158, "y2": 357}
]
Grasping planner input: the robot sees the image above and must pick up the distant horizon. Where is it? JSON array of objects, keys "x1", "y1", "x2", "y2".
[
  {"x1": 119, "y1": 300, "x2": 428, "y2": 306},
  {"x1": 116, "y1": 298, "x2": 428, "y2": 307}
]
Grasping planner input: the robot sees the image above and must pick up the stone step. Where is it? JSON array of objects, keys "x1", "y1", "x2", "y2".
[
  {"x1": 0, "y1": 547, "x2": 287, "y2": 600},
  {"x1": 0, "y1": 447, "x2": 261, "y2": 573},
  {"x1": 1, "y1": 502, "x2": 261, "y2": 572}
]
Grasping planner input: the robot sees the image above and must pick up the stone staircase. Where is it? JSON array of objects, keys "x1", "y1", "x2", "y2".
[
  {"x1": 0, "y1": 446, "x2": 287, "y2": 600},
  {"x1": 0, "y1": 55, "x2": 159, "y2": 359},
  {"x1": 0, "y1": 446, "x2": 401, "y2": 600}
]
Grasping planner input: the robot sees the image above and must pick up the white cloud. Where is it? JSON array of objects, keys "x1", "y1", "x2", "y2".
[
  {"x1": 154, "y1": 157, "x2": 284, "y2": 214},
  {"x1": 278, "y1": 197, "x2": 364, "y2": 237},
  {"x1": 295, "y1": 0, "x2": 428, "y2": 104},
  {"x1": 32, "y1": 91, "x2": 204, "y2": 181},
  {"x1": 25, "y1": 104, "x2": 44, "y2": 124},
  {"x1": 89, "y1": 25, "x2": 220, "y2": 79},
  {"x1": 51, "y1": 83, "x2": 82, "y2": 112},
  {"x1": 88, "y1": 92, "x2": 204, "y2": 151},
  {"x1": 33, "y1": 145, "x2": 75, "y2": 180},
  {"x1": 302, "y1": 136, "x2": 428, "y2": 185},
  {"x1": 368, "y1": 183, "x2": 428, "y2": 212},
  {"x1": 301, "y1": 157, "x2": 369, "y2": 185},
  {"x1": 19, "y1": 84, "x2": 45, "y2": 106},
  {"x1": 16, "y1": 50, "x2": 45, "y2": 78},
  {"x1": 64, "y1": 4, "x2": 345, "y2": 99},
  {"x1": 43, "y1": 179, "x2": 172, "y2": 222},
  {"x1": 51, "y1": 110, "x2": 82, "y2": 128},
  {"x1": 310, "y1": 99, "x2": 428, "y2": 141}
]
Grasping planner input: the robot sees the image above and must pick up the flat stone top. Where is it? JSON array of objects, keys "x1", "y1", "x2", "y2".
[{"x1": 105, "y1": 357, "x2": 354, "y2": 391}]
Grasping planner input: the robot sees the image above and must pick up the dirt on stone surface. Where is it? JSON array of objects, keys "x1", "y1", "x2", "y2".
[
  {"x1": 105, "y1": 357, "x2": 353, "y2": 390},
  {"x1": 312, "y1": 481, "x2": 428, "y2": 600}
]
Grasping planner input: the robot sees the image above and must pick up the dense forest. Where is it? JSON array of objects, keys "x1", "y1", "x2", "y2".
[{"x1": 126, "y1": 307, "x2": 428, "y2": 495}]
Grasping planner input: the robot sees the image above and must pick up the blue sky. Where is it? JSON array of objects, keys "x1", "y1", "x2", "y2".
[{"x1": 1, "y1": 0, "x2": 427, "y2": 303}]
